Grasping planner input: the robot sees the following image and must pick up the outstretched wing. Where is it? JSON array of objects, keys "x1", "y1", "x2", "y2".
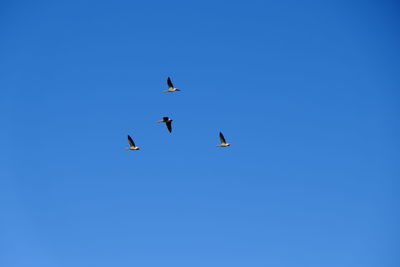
[
  {"x1": 167, "y1": 77, "x2": 174, "y2": 88},
  {"x1": 127, "y1": 135, "x2": 135, "y2": 147},
  {"x1": 166, "y1": 120, "x2": 172, "y2": 133},
  {"x1": 219, "y1": 132, "x2": 226, "y2": 144}
]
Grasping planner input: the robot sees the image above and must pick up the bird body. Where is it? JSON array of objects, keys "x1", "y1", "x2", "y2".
[
  {"x1": 126, "y1": 135, "x2": 140, "y2": 150},
  {"x1": 127, "y1": 146, "x2": 140, "y2": 150},
  {"x1": 163, "y1": 77, "x2": 180, "y2": 93},
  {"x1": 157, "y1": 117, "x2": 173, "y2": 133},
  {"x1": 217, "y1": 143, "x2": 231, "y2": 147},
  {"x1": 217, "y1": 132, "x2": 231, "y2": 147}
]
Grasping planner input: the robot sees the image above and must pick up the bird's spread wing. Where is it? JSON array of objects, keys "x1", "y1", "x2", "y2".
[
  {"x1": 127, "y1": 135, "x2": 135, "y2": 147},
  {"x1": 167, "y1": 77, "x2": 174, "y2": 88},
  {"x1": 219, "y1": 132, "x2": 226, "y2": 144},
  {"x1": 166, "y1": 121, "x2": 172, "y2": 133}
]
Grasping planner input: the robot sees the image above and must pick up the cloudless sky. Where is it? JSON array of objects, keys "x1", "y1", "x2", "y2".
[{"x1": 1, "y1": 0, "x2": 399, "y2": 266}]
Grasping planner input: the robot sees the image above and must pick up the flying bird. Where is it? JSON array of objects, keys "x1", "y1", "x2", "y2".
[
  {"x1": 126, "y1": 135, "x2": 140, "y2": 150},
  {"x1": 163, "y1": 77, "x2": 180, "y2": 92},
  {"x1": 157, "y1": 117, "x2": 173, "y2": 133},
  {"x1": 217, "y1": 132, "x2": 231, "y2": 147}
]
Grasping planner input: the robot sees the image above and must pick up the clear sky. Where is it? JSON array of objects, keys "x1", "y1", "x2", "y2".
[{"x1": 1, "y1": 0, "x2": 399, "y2": 266}]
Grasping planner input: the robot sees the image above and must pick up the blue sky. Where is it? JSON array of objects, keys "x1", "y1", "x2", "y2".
[{"x1": 1, "y1": 0, "x2": 399, "y2": 266}]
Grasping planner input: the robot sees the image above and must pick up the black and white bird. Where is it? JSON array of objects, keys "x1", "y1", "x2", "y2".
[
  {"x1": 163, "y1": 77, "x2": 180, "y2": 93},
  {"x1": 157, "y1": 117, "x2": 173, "y2": 133},
  {"x1": 126, "y1": 135, "x2": 140, "y2": 150},
  {"x1": 217, "y1": 132, "x2": 230, "y2": 147}
]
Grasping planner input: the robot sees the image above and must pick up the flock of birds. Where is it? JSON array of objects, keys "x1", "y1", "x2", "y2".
[{"x1": 125, "y1": 77, "x2": 231, "y2": 151}]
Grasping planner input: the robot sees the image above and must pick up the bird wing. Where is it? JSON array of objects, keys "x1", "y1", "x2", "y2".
[
  {"x1": 127, "y1": 135, "x2": 135, "y2": 147},
  {"x1": 167, "y1": 77, "x2": 174, "y2": 88},
  {"x1": 219, "y1": 132, "x2": 226, "y2": 144},
  {"x1": 166, "y1": 120, "x2": 172, "y2": 133}
]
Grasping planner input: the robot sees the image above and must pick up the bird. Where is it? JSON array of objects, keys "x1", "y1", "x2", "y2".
[
  {"x1": 126, "y1": 135, "x2": 140, "y2": 150},
  {"x1": 163, "y1": 77, "x2": 180, "y2": 92},
  {"x1": 217, "y1": 132, "x2": 231, "y2": 147},
  {"x1": 157, "y1": 117, "x2": 173, "y2": 133}
]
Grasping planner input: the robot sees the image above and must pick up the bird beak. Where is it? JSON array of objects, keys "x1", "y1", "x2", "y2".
[
  {"x1": 176, "y1": 88, "x2": 180, "y2": 91},
  {"x1": 157, "y1": 120, "x2": 163, "y2": 123}
]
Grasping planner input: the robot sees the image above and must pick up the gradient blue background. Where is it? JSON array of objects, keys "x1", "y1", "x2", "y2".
[{"x1": 1, "y1": 0, "x2": 399, "y2": 266}]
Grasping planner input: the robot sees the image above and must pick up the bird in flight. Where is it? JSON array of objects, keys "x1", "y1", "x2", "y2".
[
  {"x1": 126, "y1": 135, "x2": 140, "y2": 150},
  {"x1": 163, "y1": 77, "x2": 180, "y2": 92},
  {"x1": 157, "y1": 117, "x2": 173, "y2": 133},
  {"x1": 217, "y1": 132, "x2": 230, "y2": 147}
]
